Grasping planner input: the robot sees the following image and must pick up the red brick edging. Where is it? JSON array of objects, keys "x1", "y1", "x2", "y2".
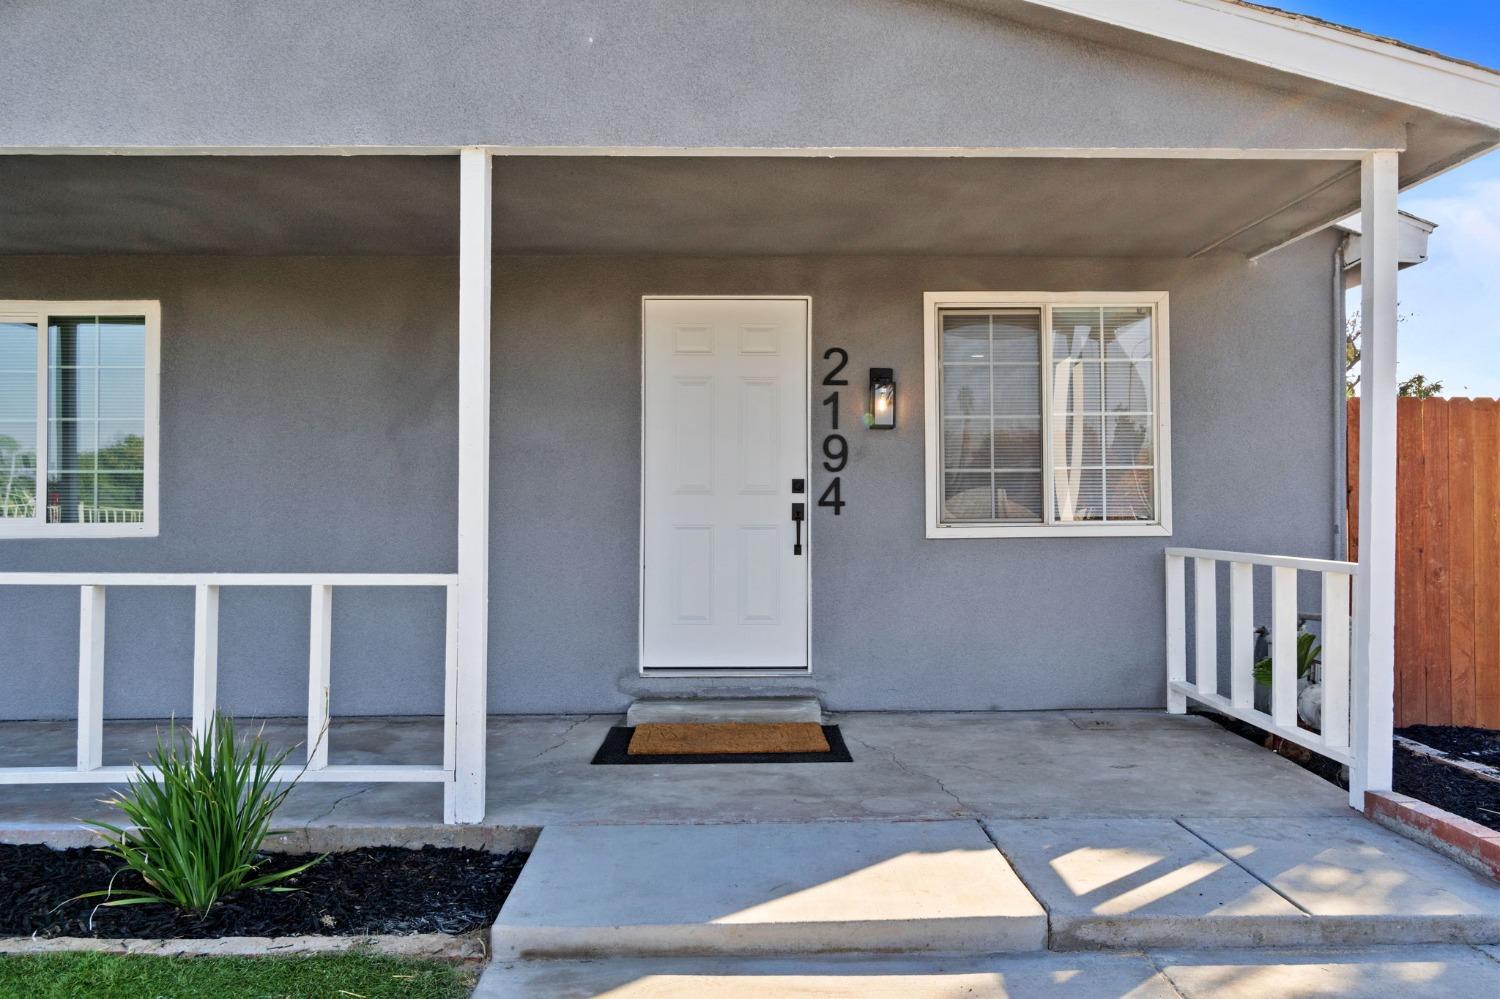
[{"x1": 1365, "y1": 790, "x2": 1500, "y2": 881}]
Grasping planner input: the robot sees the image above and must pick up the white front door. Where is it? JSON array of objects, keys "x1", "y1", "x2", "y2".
[{"x1": 641, "y1": 298, "x2": 810, "y2": 673}]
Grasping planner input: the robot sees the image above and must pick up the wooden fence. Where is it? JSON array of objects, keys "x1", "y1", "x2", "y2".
[{"x1": 1348, "y1": 396, "x2": 1500, "y2": 728}]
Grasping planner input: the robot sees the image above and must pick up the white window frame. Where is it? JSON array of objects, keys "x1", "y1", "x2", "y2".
[
  {"x1": 0, "y1": 300, "x2": 160, "y2": 539},
  {"x1": 923, "y1": 291, "x2": 1172, "y2": 539}
]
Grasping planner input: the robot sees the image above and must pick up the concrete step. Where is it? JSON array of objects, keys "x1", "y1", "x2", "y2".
[
  {"x1": 985, "y1": 817, "x2": 1500, "y2": 950},
  {"x1": 491, "y1": 820, "x2": 1046, "y2": 958},
  {"x1": 626, "y1": 696, "x2": 823, "y2": 726}
]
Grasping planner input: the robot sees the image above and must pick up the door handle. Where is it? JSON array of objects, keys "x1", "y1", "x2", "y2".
[{"x1": 791, "y1": 502, "x2": 805, "y2": 555}]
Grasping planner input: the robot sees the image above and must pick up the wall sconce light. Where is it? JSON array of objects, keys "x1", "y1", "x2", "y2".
[{"x1": 867, "y1": 367, "x2": 895, "y2": 429}]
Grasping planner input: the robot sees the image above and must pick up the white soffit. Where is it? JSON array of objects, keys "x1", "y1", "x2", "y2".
[{"x1": 1015, "y1": 0, "x2": 1500, "y2": 129}]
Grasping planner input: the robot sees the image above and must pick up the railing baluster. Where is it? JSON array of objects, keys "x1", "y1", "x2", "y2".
[
  {"x1": 307, "y1": 584, "x2": 333, "y2": 770},
  {"x1": 1193, "y1": 557, "x2": 1218, "y2": 697},
  {"x1": 1165, "y1": 554, "x2": 1186, "y2": 713},
  {"x1": 77, "y1": 585, "x2": 106, "y2": 771},
  {"x1": 1271, "y1": 566, "x2": 1299, "y2": 727},
  {"x1": 442, "y1": 582, "x2": 459, "y2": 773},
  {"x1": 191, "y1": 584, "x2": 219, "y2": 742},
  {"x1": 1229, "y1": 562, "x2": 1254, "y2": 709},
  {"x1": 1321, "y1": 571, "x2": 1352, "y2": 749}
]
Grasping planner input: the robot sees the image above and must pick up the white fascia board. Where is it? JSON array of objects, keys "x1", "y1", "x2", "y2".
[{"x1": 1017, "y1": 0, "x2": 1500, "y2": 129}]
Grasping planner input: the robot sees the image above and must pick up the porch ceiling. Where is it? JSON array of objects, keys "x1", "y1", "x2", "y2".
[{"x1": 0, "y1": 153, "x2": 1365, "y2": 258}]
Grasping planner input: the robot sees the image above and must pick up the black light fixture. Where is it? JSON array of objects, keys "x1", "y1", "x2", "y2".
[{"x1": 867, "y1": 367, "x2": 895, "y2": 429}]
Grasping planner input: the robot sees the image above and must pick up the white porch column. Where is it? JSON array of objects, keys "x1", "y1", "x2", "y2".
[
  {"x1": 1349, "y1": 149, "x2": 1398, "y2": 810},
  {"x1": 445, "y1": 147, "x2": 492, "y2": 824}
]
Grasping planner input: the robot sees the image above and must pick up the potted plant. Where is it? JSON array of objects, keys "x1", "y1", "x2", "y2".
[{"x1": 1252, "y1": 629, "x2": 1323, "y2": 729}]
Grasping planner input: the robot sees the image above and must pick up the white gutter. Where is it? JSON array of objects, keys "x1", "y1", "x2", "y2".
[{"x1": 1336, "y1": 211, "x2": 1437, "y2": 287}]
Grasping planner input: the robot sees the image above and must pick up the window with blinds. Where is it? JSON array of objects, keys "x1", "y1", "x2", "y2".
[
  {"x1": 0, "y1": 302, "x2": 158, "y2": 538},
  {"x1": 928, "y1": 294, "x2": 1169, "y2": 537}
]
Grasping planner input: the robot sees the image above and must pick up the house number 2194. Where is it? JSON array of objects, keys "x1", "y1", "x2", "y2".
[{"x1": 818, "y1": 347, "x2": 848, "y2": 514}]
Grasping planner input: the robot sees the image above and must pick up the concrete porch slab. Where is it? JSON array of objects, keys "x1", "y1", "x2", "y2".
[
  {"x1": 491, "y1": 820, "x2": 1046, "y2": 958},
  {"x1": 1182, "y1": 817, "x2": 1500, "y2": 945},
  {"x1": 983, "y1": 819, "x2": 1308, "y2": 949},
  {"x1": 0, "y1": 712, "x2": 1355, "y2": 850},
  {"x1": 626, "y1": 697, "x2": 823, "y2": 726}
]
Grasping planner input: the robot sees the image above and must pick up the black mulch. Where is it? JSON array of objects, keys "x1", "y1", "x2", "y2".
[
  {"x1": 1398, "y1": 725, "x2": 1500, "y2": 768},
  {"x1": 0, "y1": 845, "x2": 527, "y2": 939},
  {"x1": 1394, "y1": 743, "x2": 1500, "y2": 832}
]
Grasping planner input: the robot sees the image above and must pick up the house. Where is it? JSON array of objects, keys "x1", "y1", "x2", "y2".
[{"x1": 1, "y1": 0, "x2": 1496, "y2": 825}]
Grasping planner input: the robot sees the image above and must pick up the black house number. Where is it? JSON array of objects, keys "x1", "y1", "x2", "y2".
[{"x1": 819, "y1": 348, "x2": 848, "y2": 515}]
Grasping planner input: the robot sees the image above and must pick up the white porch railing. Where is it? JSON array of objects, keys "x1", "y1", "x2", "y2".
[
  {"x1": 0, "y1": 573, "x2": 461, "y2": 801},
  {"x1": 1164, "y1": 548, "x2": 1357, "y2": 769}
]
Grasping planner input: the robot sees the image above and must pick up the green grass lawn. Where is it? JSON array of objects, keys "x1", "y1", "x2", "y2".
[{"x1": 0, "y1": 951, "x2": 477, "y2": 999}]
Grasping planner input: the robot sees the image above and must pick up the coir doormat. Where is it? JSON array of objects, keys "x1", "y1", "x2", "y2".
[{"x1": 591, "y1": 723, "x2": 852, "y2": 764}]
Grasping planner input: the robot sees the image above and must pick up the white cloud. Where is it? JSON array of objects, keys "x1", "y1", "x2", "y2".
[{"x1": 1386, "y1": 155, "x2": 1500, "y2": 396}]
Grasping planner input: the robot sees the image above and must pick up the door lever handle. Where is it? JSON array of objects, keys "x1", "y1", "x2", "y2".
[{"x1": 791, "y1": 502, "x2": 805, "y2": 556}]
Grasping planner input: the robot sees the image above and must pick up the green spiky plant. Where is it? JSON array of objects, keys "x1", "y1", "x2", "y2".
[
  {"x1": 1252, "y1": 630, "x2": 1321, "y2": 688},
  {"x1": 80, "y1": 712, "x2": 324, "y2": 913}
]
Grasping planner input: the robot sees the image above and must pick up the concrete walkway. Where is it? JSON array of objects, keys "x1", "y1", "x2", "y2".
[
  {"x1": 489, "y1": 817, "x2": 1496, "y2": 958},
  {"x1": 493, "y1": 821, "x2": 1047, "y2": 958}
]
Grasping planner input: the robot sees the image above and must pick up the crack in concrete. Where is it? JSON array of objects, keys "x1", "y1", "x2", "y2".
[
  {"x1": 1472, "y1": 944, "x2": 1500, "y2": 966},
  {"x1": 529, "y1": 715, "x2": 593, "y2": 762},
  {"x1": 1141, "y1": 949, "x2": 1193, "y2": 999},
  {"x1": 846, "y1": 733, "x2": 974, "y2": 817},
  {"x1": 1172, "y1": 818, "x2": 1313, "y2": 916},
  {"x1": 305, "y1": 784, "x2": 374, "y2": 828}
]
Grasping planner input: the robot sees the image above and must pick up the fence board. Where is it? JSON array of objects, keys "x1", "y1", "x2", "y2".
[
  {"x1": 1350, "y1": 396, "x2": 1500, "y2": 728},
  {"x1": 1395, "y1": 397, "x2": 1427, "y2": 726},
  {"x1": 1421, "y1": 398, "x2": 1451, "y2": 724},
  {"x1": 1475, "y1": 399, "x2": 1500, "y2": 728},
  {"x1": 1447, "y1": 398, "x2": 1476, "y2": 727}
]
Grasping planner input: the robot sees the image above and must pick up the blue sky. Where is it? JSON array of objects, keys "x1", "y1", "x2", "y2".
[{"x1": 1279, "y1": 1, "x2": 1500, "y2": 395}]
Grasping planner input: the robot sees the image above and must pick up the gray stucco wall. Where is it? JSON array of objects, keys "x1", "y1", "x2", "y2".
[
  {"x1": 0, "y1": 237, "x2": 1340, "y2": 718},
  {"x1": 0, "y1": 0, "x2": 1404, "y2": 153}
]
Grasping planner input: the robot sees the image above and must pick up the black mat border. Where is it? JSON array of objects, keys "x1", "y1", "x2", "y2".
[{"x1": 590, "y1": 725, "x2": 852, "y2": 765}]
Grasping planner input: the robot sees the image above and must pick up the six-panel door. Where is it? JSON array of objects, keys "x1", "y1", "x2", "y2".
[{"x1": 641, "y1": 298, "x2": 810, "y2": 672}]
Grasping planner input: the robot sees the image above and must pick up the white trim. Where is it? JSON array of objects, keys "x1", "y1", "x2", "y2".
[
  {"x1": 1016, "y1": 0, "x2": 1500, "y2": 128},
  {"x1": 923, "y1": 291, "x2": 1173, "y2": 539},
  {"x1": 445, "y1": 147, "x2": 491, "y2": 825},
  {"x1": 306, "y1": 583, "x2": 333, "y2": 771},
  {"x1": 1164, "y1": 547, "x2": 1356, "y2": 574},
  {"x1": 1349, "y1": 150, "x2": 1399, "y2": 810},
  {"x1": 190, "y1": 583, "x2": 219, "y2": 743},
  {"x1": 0, "y1": 300, "x2": 160, "y2": 539},
  {"x1": 1168, "y1": 681, "x2": 1354, "y2": 766},
  {"x1": 0, "y1": 572, "x2": 456, "y2": 586},
  {"x1": 0, "y1": 764, "x2": 453, "y2": 785},
  {"x1": 637, "y1": 296, "x2": 814, "y2": 678},
  {"x1": 0, "y1": 145, "x2": 1405, "y2": 159}
]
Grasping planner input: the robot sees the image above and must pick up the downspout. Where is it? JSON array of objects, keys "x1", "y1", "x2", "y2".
[{"x1": 1332, "y1": 234, "x2": 1350, "y2": 560}]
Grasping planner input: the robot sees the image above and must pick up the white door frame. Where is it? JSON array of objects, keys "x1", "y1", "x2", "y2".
[{"x1": 637, "y1": 295, "x2": 813, "y2": 677}]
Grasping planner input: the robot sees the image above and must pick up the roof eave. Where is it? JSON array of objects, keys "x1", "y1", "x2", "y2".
[{"x1": 1015, "y1": 0, "x2": 1500, "y2": 130}]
